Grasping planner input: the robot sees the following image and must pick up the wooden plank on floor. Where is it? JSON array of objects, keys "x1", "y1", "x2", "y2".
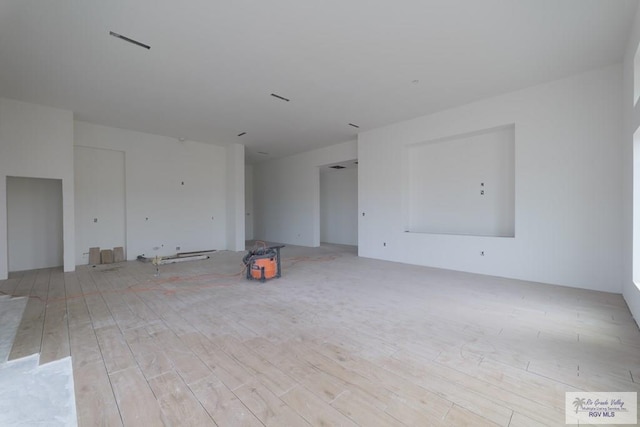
[
  {"x1": 146, "y1": 371, "x2": 215, "y2": 426},
  {"x1": 39, "y1": 299, "x2": 70, "y2": 364},
  {"x1": 384, "y1": 350, "x2": 563, "y2": 426},
  {"x1": 40, "y1": 270, "x2": 70, "y2": 364},
  {"x1": 443, "y1": 404, "x2": 501, "y2": 426},
  {"x1": 74, "y1": 360, "x2": 122, "y2": 427},
  {"x1": 8, "y1": 297, "x2": 46, "y2": 360},
  {"x1": 243, "y1": 336, "x2": 320, "y2": 382},
  {"x1": 109, "y1": 366, "x2": 165, "y2": 426},
  {"x1": 211, "y1": 334, "x2": 298, "y2": 396},
  {"x1": 233, "y1": 379, "x2": 313, "y2": 427},
  {"x1": 94, "y1": 325, "x2": 136, "y2": 374},
  {"x1": 0, "y1": 275, "x2": 20, "y2": 296},
  {"x1": 180, "y1": 332, "x2": 253, "y2": 391},
  {"x1": 136, "y1": 351, "x2": 173, "y2": 380},
  {"x1": 69, "y1": 321, "x2": 103, "y2": 365},
  {"x1": 11, "y1": 270, "x2": 37, "y2": 297},
  {"x1": 165, "y1": 347, "x2": 213, "y2": 386},
  {"x1": 9, "y1": 269, "x2": 50, "y2": 359},
  {"x1": 76, "y1": 270, "x2": 117, "y2": 330},
  {"x1": 64, "y1": 272, "x2": 91, "y2": 326},
  {"x1": 190, "y1": 375, "x2": 264, "y2": 427},
  {"x1": 280, "y1": 384, "x2": 358, "y2": 427},
  {"x1": 292, "y1": 340, "x2": 399, "y2": 410},
  {"x1": 330, "y1": 389, "x2": 405, "y2": 426}
]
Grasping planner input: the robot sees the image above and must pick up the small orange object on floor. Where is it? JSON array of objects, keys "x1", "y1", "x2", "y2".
[
  {"x1": 243, "y1": 244, "x2": 285, "y2": 283},
  {"x1": 250, "y1": 257, "x2": 277, "y2": 280}
]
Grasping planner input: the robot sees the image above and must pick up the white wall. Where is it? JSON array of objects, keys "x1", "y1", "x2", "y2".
[
  {"x1": 359, "y1": 65, "x2": 623, "y2": 292},
  {"x1": 245, "y1": 165, "x2": 254, "y2": 240},
  {"x1": 225, "y1": 143, "x2": 245, "y2": 251},
  {"x1": 7, "y1": 177, "x2": 63, "y2": 271},
  {"x1": 622, "y1": 4, "x2": 640, "y2": 325},
  {"x1": 253, "y1": 140, "x2": 357, "y2": 246},
  {"x1": 74, "y1": 121, "x2": 230, "y2": 260},
  {"x1": 320, "y1": 167, "x2": 358, "y2": 245},
  {"x1": 406, "y1": 125, "x2": 515, "y2": 237},
  {"x1": 74, "y1": 146, "x2": 126, "y2": 265},
  {"x1": 0, "y1": 98, "x2": 75, "y2": 280}
]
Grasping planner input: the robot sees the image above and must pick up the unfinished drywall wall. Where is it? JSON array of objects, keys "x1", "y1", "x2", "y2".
[
  {"x1": 253, "y1": 140, "x2": 357, "y2": 246},
  {"x1": 73, "y1": 146, "x2": 126, "y2": 265},
  {"x1": 405, "y1": 125, "x2": 515, "y2": 237},
  {"x1": 359, "y1": 65, "x2": 622, "y2": 292},
  {"x1": 7, "y1": 177, "x2": 63, "y2": 271},
  {"x1": 245, "y1": 165, "x2": 254, "y2": 241},
  {"x1": 226, "y1": 143, "x2": 245, "y2": 251},
  {"x1": 0, "y1": 98, "x2": 74, "y2": 280},
  {"x1": 320, "y1": 167, "x2": 358, "y2": 245},
  {"x1": 623, "y1": 3, "x2": 640, "y2": 325},
  {"x1": 74, "y1": 121, "x2": 229, "y2": 259}
]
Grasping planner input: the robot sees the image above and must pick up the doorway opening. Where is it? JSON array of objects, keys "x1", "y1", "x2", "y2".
[
  {"x1": 319, "y1": 159, "x2": 358, "y2": 248},
  {"x1": 7, "y1": 177, "x2": 63, "y2": 272}
]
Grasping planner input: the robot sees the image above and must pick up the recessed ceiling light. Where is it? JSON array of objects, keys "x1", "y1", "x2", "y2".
[
  {"x1": 237, "y1": 132, "x2": 247, "y2": 137},
  {"x1": 348, "y1": 123, "x2": 360, "y2": 128},
  {"x1": 270, "y1": 93, "x2": 290, "y2": 102},
  {"x1": 109, "y1": 31, "x2": 151, "y2": 50}
]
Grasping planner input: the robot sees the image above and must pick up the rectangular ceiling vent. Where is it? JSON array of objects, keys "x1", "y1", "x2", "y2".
[{"x1": 330, "y1": 165, "x2": 346, "y2": 169}]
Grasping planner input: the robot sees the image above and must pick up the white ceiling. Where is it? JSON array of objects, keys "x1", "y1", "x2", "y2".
[{"x1": 0, "y1": 1, "x2": 637, "y2": 163}]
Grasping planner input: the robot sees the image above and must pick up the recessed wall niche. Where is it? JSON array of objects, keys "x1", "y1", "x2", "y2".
[{"x1": 404, "y1": 124, "x2": 515, "y2": 237}]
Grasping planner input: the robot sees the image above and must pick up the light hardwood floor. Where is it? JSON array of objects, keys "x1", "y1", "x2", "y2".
[{"x1": 1, "y1": 244, "x2": 639, "y2": 426}]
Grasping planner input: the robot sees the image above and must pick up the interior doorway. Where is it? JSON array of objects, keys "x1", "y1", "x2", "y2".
[
  {"x1": 7, "y1": 176, "x2": 63, "y2": 272},
  {"x1": 320, "y1": 159, "x2": 358, "y2": 246}
]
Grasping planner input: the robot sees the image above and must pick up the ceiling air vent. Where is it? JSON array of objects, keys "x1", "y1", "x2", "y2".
[
  {"x1": 270, "y1": 93, "x2": 290, "y2": 102},
  {"x1": 109, "y1": 31, "x2": 151, "y2": 50},
  {"x1": 330, "y1": 165, "x2": 346, "y2": 169}
]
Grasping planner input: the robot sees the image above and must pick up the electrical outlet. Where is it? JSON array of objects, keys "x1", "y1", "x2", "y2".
[{"x1": 480, "y1": 251, "x2": 485, "y2": 256}]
